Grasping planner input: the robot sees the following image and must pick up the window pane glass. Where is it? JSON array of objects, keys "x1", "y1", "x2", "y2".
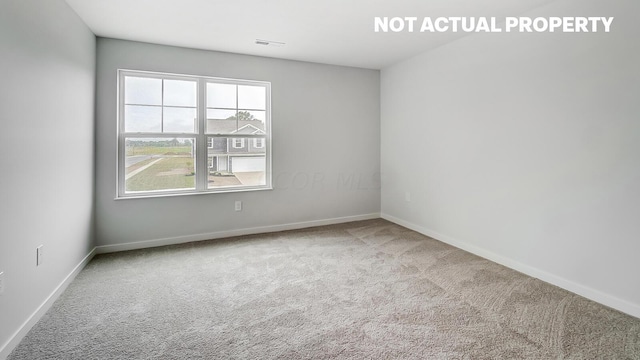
[
  {"x1": 125, "y1": 137, "x2": 196, "y2": 193},
  {"x1": 163, "y1": 107, "x2": 196, "y2": 133},
  {"x1": 207, "y1": 83, "x2": 236, "y2": 108},
  {"x1": 164, "y1": 79, "x2": 197, "y2": 107},
  {"x1": 206, "y1": 109, "x2": 237, "y2": 134},
  {"x1": 125, "y1": 105, "x2": 162, "y2": 132},
  {"x1": 125, "y1": 77, "x2": 162, "y2": 105},
  {"x1": 244, "y1": 110, "x2": 266, "y2": 122},
  {"x1": 207, "y1": 136, "x2": 266, "y2": 189},
  {"x1": 238, "y1": 85, "x2": 266, "y2": 110},
  {"x1": 234, "y1": 115, "x2": 265, "y2": 135},
  {"x1": 207, "y1": 111, "x2": 265, "y2": 135},
  {"x1": 207, "y1": 109, "x2": 236, "y2": 120}
]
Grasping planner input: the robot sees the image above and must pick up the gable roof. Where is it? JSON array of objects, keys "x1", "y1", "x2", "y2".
[
  {"x1": 206, "y1": 119, "x2": 265, "y2": 135},
  {"x1": 233, "y1": 124, "x2": 265, "y2": 135}
]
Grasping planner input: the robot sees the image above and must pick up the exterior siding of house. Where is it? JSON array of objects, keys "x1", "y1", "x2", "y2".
[{"x1": 208, "y1": 136, "x2": 266, "y2": 172}]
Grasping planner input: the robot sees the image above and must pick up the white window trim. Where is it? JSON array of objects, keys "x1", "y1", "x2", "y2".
[
  {"x1": 253, "y1": 138, "x2": 265, "y2": 148},
  {"x1": 232, "y1": 138, "x2": 245, "y2": 149},
  {"x1": 116, "y1": 69, "x2": 272, "y2": 199}
]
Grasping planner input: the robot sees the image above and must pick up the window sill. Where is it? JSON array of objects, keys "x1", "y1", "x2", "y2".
[{"x1": 114, "y1": 186, "x2": 273, "y2": 200}]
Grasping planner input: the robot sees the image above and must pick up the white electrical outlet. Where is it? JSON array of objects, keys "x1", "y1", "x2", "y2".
[
  {"x1": 37, "y1": 245, "x2": 44, "y2": 266},
  {"x1": 0, "y1": 272, "x2": 5, "y2": 295},
  {"x1": 235, "y1": 201, "x2": 242, "y2": 212}
]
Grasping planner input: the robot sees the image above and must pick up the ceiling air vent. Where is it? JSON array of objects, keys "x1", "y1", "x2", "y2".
[{"x1": 255, "y1": 39, "x2": 285, "y2": 47}]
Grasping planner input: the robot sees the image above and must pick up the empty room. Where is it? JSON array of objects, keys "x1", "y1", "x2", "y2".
[{"x1": 1, "y1": 0, "x2": 639, "y2": 358}]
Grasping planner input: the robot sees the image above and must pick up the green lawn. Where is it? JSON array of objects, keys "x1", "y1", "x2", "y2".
[
  {"x1": 126, "y1": 157, "x2": 195, "y2": 191},
  {"x1": 126, "y1": 146, "x2": 192, "y2": 156}
]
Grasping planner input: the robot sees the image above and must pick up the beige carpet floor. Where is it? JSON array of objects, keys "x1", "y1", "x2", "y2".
[{"x1": 9, "y1": 219, "x2": 640, "y2": 359}]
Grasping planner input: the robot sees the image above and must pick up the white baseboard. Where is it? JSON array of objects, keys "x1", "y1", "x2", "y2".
[
  {"x1": 381, "y1": 213, "x2": 640, "y2": 320},
  {"x1": 0, "y1": 248, "x2": 96, "y2": 360},
  {"x1": 96, "y1": 213, "x2": 381, "y2": 254}
]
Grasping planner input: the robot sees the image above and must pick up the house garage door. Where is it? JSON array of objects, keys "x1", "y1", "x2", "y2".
[{"x1": 232, "y1": 157, "x2": 265, "y2": 172}]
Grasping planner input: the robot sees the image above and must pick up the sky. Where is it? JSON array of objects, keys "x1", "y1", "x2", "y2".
[{"x1": 124, "y1": 76, "x2": 266, "y2": 133}]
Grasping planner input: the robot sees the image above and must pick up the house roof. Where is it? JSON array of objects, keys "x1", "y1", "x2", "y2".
[{"x1": 206, "y1": 119, "x2": 265, "y2": 135}]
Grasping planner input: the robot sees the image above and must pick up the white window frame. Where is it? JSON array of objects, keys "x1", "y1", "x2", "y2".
[
  {"x1": 253, "y1": 138, "x2": 265, "y2": 149},
  {"x1": 232, "y1": 138, "x2": 245, "y2": 149},
  {"x1": 116, "y1": 69, "x2": 272, "y2": 199}
]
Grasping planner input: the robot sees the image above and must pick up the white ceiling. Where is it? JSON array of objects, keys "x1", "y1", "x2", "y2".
[{"x1": 64, "y1": 0, "x2": 557, "y2": 69}]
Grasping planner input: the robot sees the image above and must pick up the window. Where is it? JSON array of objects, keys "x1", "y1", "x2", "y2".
[
  {"x1": 118, "y1": 70, "x2": 271, "y2": 198},
  {"x1": 232, "y1": 138, "x2": 245, "y2": 148}
]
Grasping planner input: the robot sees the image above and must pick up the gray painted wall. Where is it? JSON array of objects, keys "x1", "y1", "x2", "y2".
[
  {"x1": 0, "y1": 0, "x2": 96, "y2": 354},
  {"x1": 95, "y1": 39, "x2": 380, "y2": 246},
  {"x1": 381, "y1": 0, "x2": 640, "y2": 315}
]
